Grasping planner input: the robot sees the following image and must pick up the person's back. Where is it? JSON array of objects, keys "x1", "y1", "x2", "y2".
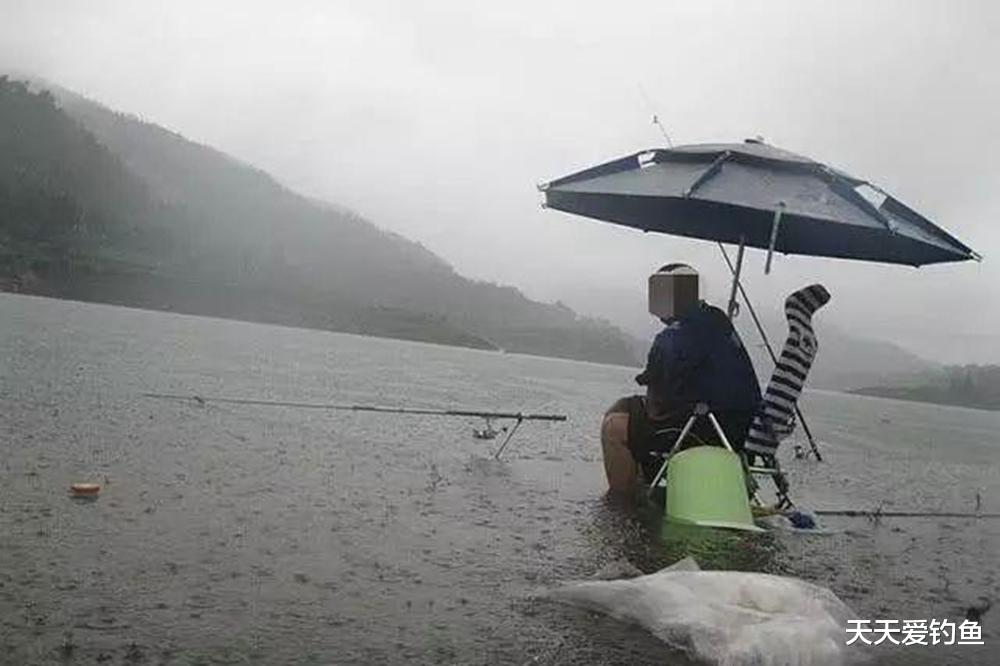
[{"x1": 640, "y1": 301, "x2": 760, "y2": 417}]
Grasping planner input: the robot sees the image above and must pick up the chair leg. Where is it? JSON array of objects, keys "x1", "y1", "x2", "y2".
[
  {"x1": 647, "y1": 412, "x2": 699, "y2": 493},
  {"x1": 706, "y1": 411, "x2": 735, "y2": 452},
  {"x1": 766, "y1": 455, "x2": 793, "y2": 508},
  {"x1": 746, "y1": 452, "x2": 794, "y2": 508}
]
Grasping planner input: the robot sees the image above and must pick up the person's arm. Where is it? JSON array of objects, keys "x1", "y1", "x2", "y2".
[
  {"x1": 635, "y1": 334, "x2": 665, "y2": 386},
  {"x1": 637, "y1": 326, "x2": 702, "y2": 389}
]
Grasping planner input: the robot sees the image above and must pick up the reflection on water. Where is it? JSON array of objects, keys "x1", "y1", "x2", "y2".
[
  {"x1": 1, "y1": 294, "x2": 998, "y2": 665},
  {"x1": 657, "y1": 524, "x2": 782, "y2": 574},
  {"x1": 583, "y1": 495, "x2": 782, "y2": 576}
]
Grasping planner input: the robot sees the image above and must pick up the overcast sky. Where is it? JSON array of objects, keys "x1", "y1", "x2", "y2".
[{"x1": 2, "y1": 0, "x2": 997, "y2": 363}]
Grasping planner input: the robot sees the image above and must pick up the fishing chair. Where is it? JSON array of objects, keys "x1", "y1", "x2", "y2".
[
  {"x1": 744, "y1": 284, "x2": 831, "y2": 507},
  {"x1": 646, "y1": 402, "x2": 740, "y2": 492},
  {"x1": 643, "y1": 402, "x2": 793, "y2": 509},
  {"x1": 644, "y1": 401, "x2": 790, "y2": 509}
]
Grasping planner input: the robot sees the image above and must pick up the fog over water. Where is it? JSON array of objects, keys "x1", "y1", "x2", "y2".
[{"x1": 2, "y1": 0, "x2": 997, "y2": 362}]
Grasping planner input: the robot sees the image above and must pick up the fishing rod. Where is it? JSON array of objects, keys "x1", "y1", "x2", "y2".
[
  {"x1": 753, "y1": 505, "x2": 1000, "y2": 531},
  {"x1": 142, "y1": 392, "x2": 566, "y2": 421},
  {"x1": 814, "y1": 509, "x2": 1000, "y2": 519},
  {"x1": 637, "y1": 83, "x2": 674, "y2": 148},
  {"x1": 141, "y1": 392, "x2": 567, "y2": 459}
]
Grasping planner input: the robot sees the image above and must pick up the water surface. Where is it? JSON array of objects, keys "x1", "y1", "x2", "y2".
[{"x1": 1, "y1": 293, "x2": 998, "y2": 664}]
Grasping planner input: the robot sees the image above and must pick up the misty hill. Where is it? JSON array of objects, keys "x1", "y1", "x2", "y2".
[
  {"x1": 852, "y1": 365, "x2": 1000, "y2": 411},
  {"x1": 737, "y1": 313, "x2": 939, "y2": 391},
  {"x1": 0, "y1": 78, "x2": 174, "y2": 273},
  {"x1": 553, "y1": 283, "x2": 938, "y2": 391},
  {"x1": 0, "y1": 76, "x2": 637, "y2": 364}
]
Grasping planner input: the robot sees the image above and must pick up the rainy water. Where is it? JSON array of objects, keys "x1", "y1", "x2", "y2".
[{"x1": 1, "y1": 293, "x2": 998, "y2": 665}]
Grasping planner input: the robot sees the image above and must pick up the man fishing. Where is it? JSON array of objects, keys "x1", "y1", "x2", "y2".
[{"x1": 601, "y1": 264, "x2": 761, "y2": 495}]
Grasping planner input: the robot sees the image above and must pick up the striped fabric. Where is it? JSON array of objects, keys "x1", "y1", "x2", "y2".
[{"x1": 744, "y1": 284, "x2": 831, "y2": 457}]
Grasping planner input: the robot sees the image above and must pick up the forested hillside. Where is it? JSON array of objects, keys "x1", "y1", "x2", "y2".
[
  {"x1": 0, "y1": 77, "x2": 638, "y2": 364},
  {"x1": 852, "y1": 365, "x2": 1000, "y2": 411},
  {"x1": 0, "y1": 78, "x2": 175, "y2": 277}
]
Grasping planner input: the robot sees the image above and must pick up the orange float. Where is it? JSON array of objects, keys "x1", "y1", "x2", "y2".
[{"x1": 70, "y1": 483, "x2": 101, "y2": 497}]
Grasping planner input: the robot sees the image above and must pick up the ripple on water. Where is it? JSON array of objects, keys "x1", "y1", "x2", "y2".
[{"x1": 1, "y1": 294, "x2": 998, "y2": 664}]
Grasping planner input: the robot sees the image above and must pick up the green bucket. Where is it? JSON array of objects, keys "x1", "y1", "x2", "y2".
[{"x1": 664, "y1": 446, "x2": 762, "y2": 532}]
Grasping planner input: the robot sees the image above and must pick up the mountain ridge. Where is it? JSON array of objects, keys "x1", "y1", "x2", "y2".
[
  {"x1": 851, "y1": 364, "x2": 1000, "y2": 411},
  {"x1": 0, "y1": 75, "x2": 639, "y2": 365}
]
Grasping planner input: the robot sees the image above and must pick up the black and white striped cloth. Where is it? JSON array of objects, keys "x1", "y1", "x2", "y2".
[{"x1": 744, "y1": 284, "x2": 831, "y2": 457}]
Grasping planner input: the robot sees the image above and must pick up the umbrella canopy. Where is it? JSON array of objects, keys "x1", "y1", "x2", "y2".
[{"x1": 540, "y1": 140, "x2": 978, "y2": 266}]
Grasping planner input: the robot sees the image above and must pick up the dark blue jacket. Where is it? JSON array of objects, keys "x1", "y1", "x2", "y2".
[{"x1": 636, "y1": 303, "x2": 761, "y2": 413}]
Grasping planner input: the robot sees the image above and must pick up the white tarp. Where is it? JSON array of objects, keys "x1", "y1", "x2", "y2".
[{"x1": 549, "y1": 557, "x2": 869, "y2": 666}]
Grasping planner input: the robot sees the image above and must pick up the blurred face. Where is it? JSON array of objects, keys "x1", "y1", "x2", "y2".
[{"x1": 648, "y1": 266, "x2": 699, "y2": 320}]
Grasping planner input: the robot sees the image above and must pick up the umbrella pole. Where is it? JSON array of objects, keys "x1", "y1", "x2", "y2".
[
  {"x1": 764, "y1": 203, "x2": 786, "y2": 275},
  {"x1": 717, "y1": 243, "x2": 824, "y2": 462},
  {"x1": 726, "y1": 236, "x2": 746, "y2": 320}
]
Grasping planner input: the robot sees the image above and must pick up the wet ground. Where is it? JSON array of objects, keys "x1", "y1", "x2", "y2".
[{"x1": 1, "y1": 293, "x2": 998, "y2": 664}]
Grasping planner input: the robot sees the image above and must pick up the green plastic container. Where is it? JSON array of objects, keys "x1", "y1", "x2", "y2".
[{"x1": 664, "y1": 446, "x2": 762, "y2": 532}]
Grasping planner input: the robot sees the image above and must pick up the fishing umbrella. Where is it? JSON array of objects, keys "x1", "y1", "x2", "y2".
[
  {"x1": 540, "y1": 139, "x2": 979, "y2": 269},
  {"x1": 539, "y1": 139, "x2": 980, "y2": 462}
]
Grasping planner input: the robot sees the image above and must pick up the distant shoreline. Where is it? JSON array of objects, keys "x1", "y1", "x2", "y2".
[
  {"x1": 0, "y1": 282, "x2": 643, "y2": 371},
  {"x1": 849, "y1": 386, "x2": 1000, "y2": 412},
  {"x1": 0, "y1": 269, "x2": 500, "y2": 352}
]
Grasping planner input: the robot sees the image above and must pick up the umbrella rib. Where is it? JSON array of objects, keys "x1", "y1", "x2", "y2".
[
  {"x1": 821, "y1": 167, "x2": 897, "y2": 233},
  {"x1": 683, "y1": 151, "x2": 731, "y2": 198}
]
